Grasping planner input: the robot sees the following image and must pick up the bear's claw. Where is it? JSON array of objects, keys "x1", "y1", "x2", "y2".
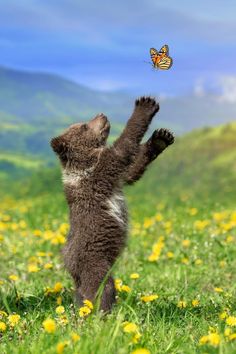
[{"x1": 152, "y1": 128, "x2": 175, "y2": 146}]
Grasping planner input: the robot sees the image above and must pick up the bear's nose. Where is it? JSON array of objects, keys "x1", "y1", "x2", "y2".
[{"x1": 88, "y1": 113, "x2": 108, "y2": 131}]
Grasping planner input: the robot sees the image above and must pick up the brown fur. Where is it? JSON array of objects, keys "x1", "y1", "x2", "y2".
[{"x1": 50, "y1": 97, "x2": 174, "y2": 312}]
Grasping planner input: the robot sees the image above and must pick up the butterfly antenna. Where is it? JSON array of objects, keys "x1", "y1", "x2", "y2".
[{"x1": 143, "y1": 60, "x2": 152, "y2": 65}]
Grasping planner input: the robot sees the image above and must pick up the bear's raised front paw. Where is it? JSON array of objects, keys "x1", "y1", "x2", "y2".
[
  {"x1": 135, "y1": 96, "x2": 159, "y2": 117},
  {"x1": 151, "y1": 128, "x2": 175, "y2": 146}
]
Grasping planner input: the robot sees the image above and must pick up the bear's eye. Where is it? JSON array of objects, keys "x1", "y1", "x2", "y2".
[{"x1": 81, "y1": 124, "x2": 88, "y2": 132}]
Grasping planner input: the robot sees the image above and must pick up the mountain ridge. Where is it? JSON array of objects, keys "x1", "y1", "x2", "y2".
[{"x1": 0, "y1": 65, "x2": 235, "y2": 157}]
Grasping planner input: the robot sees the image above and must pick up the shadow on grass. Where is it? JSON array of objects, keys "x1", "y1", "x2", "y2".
[
  {"x1": 0, "y1": 287, "x2": 75, "y2": 315},
  {"x1": 0, "y1": 286, "x2": 223, "y2": 328}
]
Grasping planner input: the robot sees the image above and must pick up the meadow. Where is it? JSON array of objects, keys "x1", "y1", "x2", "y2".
[{"x1": 0, "y1": 122, "x2": 236, "y2": 354}]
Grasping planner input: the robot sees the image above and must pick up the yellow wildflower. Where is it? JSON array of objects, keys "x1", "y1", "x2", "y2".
[
  {"x1": 132, "y1": 332, "x2": 142, "y2": 343},
  {"x1": 213, "y1": 212, "x2": 227, "y2": 222},
  {"x1": 114, "y1": 279, "x2": 122, "y2": 291},
  {"x1": 177, "y1": 301, "x2": 187, "y2": 308},
  {"x1": 166, "y1": 251, "x2": 174, "y2": 259},
  {"x1": 199, "y1": 335, "x2": 209, "y2": 345},
  {"x1": 229, "y1": 333, "x2": 236, "y2": 341},
  {"x1": 226, "y1": 235, "x2": 234, "y2": 243},
  {"x1": 189, "y1": 208, "x2": 198, "y2": 216},
  {"x1": 192, "y1": 299, "x2": 199, "y2": 307},
  {"x1": 131, "y1": 349, "x2": 150, "y2": 354},
  {"x1": 8, "y1": 314, "x2": 20, "y2": 327},
  {"x1": 195, "y1": 259, "x2": 203, "y2": 265},
  {"x1": 220, "y1": 222, "x2": 233, "y2": 232},
  {"x1": 55, "y1": 306, "x2": 65, "y2": 314},
  {"x1": 51, "y1": 234, "x2": 66, "y2": 245},
  {"x1": 37, "y1": 251, "x2": 46, "y2": 257},
  {"x1": 9, "y1": 274, "x2": 18, "y2": 281},
  {"x1": 121, "y1": 285, "x2": 131, "y2": 293},
  {"x1": 219, "y1": 260, "x2": 226, "y2": 268},
  {"x1": 43, "y1": 318, "x2": 56, "y2": 333},
  {"x1": 194, "y1": 220, "x2": 209, "y2": 231},
  {"x1": 56, "y1": 341, "x2": 69, "y2": 354},
  {"x1": 56, "y1": 297, "x2": 62, "y2": 305},
  {"x1": 19, "y1": 220, "x2": 26, "y2": 228},
  {"x1": 44, "y1": 263, "x2": 53, "y2": 269},
  {"x1": 207, "y1": 333, "x2": 220, "y2": 347},
  {"x1": 71, "y1": 332, "x2": 81, "y2": 342},
  {"x1": 33, "y1": 229, "x2": 42, "y2": 237},
  {"x1": 79, "y1": 306, "x2": 91, "y2": 318},
  {"x1": 123, "y1": 322, "x2": 138, "y2": 333},
  {"x1": 181, "y1": 257, "x2": 189, "y2": 265},
  {"x1": 28, "y1": 264, "x2": 40, "y2": 273},
  {"x1": 141, "y1": 294, "x2": 158, "y2": 303},
  {"x1": 182, "y1": 239, "x2": 191, "y2": 247},
  {"x1": 226, "y1": 316, "x2": 236, "y2": 327},
  {"x1": 59, "y1": 223, "x2": 69, "y2": 234},
  {"x1": 83, "y1": 299, "x2": 93, "y2": 309},
  {"x1": 0, "y1": 321, "x2": 6, "y2": 332},
  {"x1": 199, "y1": 332, "x2": 220, "y2": 347},
  {"x1": 54, "y1": 282, "x2": 63, "y2": 293},
  {"x1": 224, "y1": 328, "x2": 231, "y2": 336},
  {"x1": 143, "y1": 218, "x2": 154, "y2": 229},
  {"x1": 130, "y1": 273, "x2": 140, "y2": 279},
  {"x1": 214, "y1": 287, "x2": 224, "y2": 293},
  {"x1": 155, "y1": 213, "x2": 163, "y2": 222},
  {"x1": 219, "y1": 312, "x2": 227, "y2": 320},
  {"x1": 148, "y1": 236, "x2": 165, "y2": 262}
]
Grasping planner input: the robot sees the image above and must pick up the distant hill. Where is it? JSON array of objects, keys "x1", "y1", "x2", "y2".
[
  {"x1": 2, "y1": 122, "x2": 236, "y2": 209},
  {"x1": 0, "y1": 66, "x2": 132, "y2": 125},
  {"x1": 0, "y1": 66, "x2": 133, "y2": 156},
  {"x1": 0, "y1": 66, "x2": 235, "y2": 158},
  {"x1": 128, "y1": 121, "x2": 236, "y2": 216}
]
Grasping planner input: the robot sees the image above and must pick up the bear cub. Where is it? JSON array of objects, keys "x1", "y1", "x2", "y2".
[{"x1": 51, "y1": 97, "x2": 174, "y2": 312}]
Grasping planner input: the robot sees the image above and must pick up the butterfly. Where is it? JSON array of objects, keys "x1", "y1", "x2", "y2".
[{"x1": 149, "y1": 45, "x2": 173, "y2": 70}]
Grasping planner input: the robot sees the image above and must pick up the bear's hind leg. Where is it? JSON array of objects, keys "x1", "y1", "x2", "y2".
[
  {"x1": 77, "y1": 260, "x2": 116, "y2": 312},
  {"x1": 100, "y1": 276, "x2": 116, "y2": 312}
]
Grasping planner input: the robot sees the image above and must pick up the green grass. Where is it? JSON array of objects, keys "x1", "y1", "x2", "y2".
[
  {"x1": 0, "y1": 152, "x2": 43, "y2": 169},
  {"x1": 0, "y1": 123, "x2": 236, "y2": 353}
]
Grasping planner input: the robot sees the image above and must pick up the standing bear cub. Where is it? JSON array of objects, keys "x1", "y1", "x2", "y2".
[{"x1": 51, "y1": 97, "x2": 174, "y2": 312}]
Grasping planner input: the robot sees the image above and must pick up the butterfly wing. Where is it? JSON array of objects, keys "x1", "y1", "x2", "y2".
[
  {"x1": 159, "y1": 44, "x2": 169, "y2": 55},
  {"x1": 158, "y1": 56, "x2": 173, "y2": 70},
  {"x1": 150, "y1": 47, "x2": 160, "y2": 68}
]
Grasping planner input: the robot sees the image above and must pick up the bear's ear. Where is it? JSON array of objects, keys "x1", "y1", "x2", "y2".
[{"x1": 50, "y1": 136, "x2": 68, "y2": 160}]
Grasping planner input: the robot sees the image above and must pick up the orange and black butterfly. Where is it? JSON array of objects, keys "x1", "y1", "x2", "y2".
[{"x1": 149, "y1": 45, "x2": 173, "y2": 70}]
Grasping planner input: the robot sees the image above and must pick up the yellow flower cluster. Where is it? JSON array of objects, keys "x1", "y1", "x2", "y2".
[
  {"x1": 114, "y1": 279, "x2": 131, "y2": 293},
  {"x1": 148, "y1": 236, "x2": 165, "y2": 262},
  {"x1": 0, "y1": 312, "x2": 21, "y2": 332},
  {"x1": 43, "y1": 318, "x2": 56, "y2": 333},
  {"x1": 45, "y1": 282, "x2": 63, "y2": 295},
  {"x1": 79, "y1": 299, "x2": 93, "y2": 318},
  {"x1": 8, "y1": 314, "x2": 21, "y2": 327},
  {"x1": 131, "y1": 350, "x2": 150, "y2": 354},
  {"x1": 122, "y1": 321, "x2": 141, "y2": 343},
  {"x1": 194, "y1": 220, "x2": 210, "y2": 231},
  {"x1": 199, "y1": 332, "x2": 220, "y2": 347},
  {"x1": 130, "y1": 273, "x2": 140, "y2": 279},
  {"x1": 140, "y1": 294, "x2": 158, "y2": 303}
]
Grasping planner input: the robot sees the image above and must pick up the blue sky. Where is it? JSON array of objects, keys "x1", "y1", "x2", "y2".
[{"x1": 0, "y1": 0, "x2": 236, "y2": 96}]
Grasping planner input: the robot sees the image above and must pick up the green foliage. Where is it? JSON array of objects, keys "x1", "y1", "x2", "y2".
[{"x1": 0, "y1": 123, "x2": 236, "y2": 353}]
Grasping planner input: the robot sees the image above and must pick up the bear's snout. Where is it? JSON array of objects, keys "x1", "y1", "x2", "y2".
[{"x1": 88, "y1": 114, "x2": 110, "y2": 135}]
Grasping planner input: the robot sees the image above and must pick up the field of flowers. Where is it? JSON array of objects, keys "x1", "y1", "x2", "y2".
[
  {"x1": 0, "y1": 123, "x2": 236, "y2": 353},
  {"x1": 0, "y1": 190, "x2": 236, "y2": 353}
]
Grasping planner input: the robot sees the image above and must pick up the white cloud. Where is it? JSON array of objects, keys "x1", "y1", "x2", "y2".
[
  {"x1": 194, "y1": 79, "x2": 205, "y2": 97},
  {"x1": 218, "y1": 76, "x2": 236, "y2": 103}
]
